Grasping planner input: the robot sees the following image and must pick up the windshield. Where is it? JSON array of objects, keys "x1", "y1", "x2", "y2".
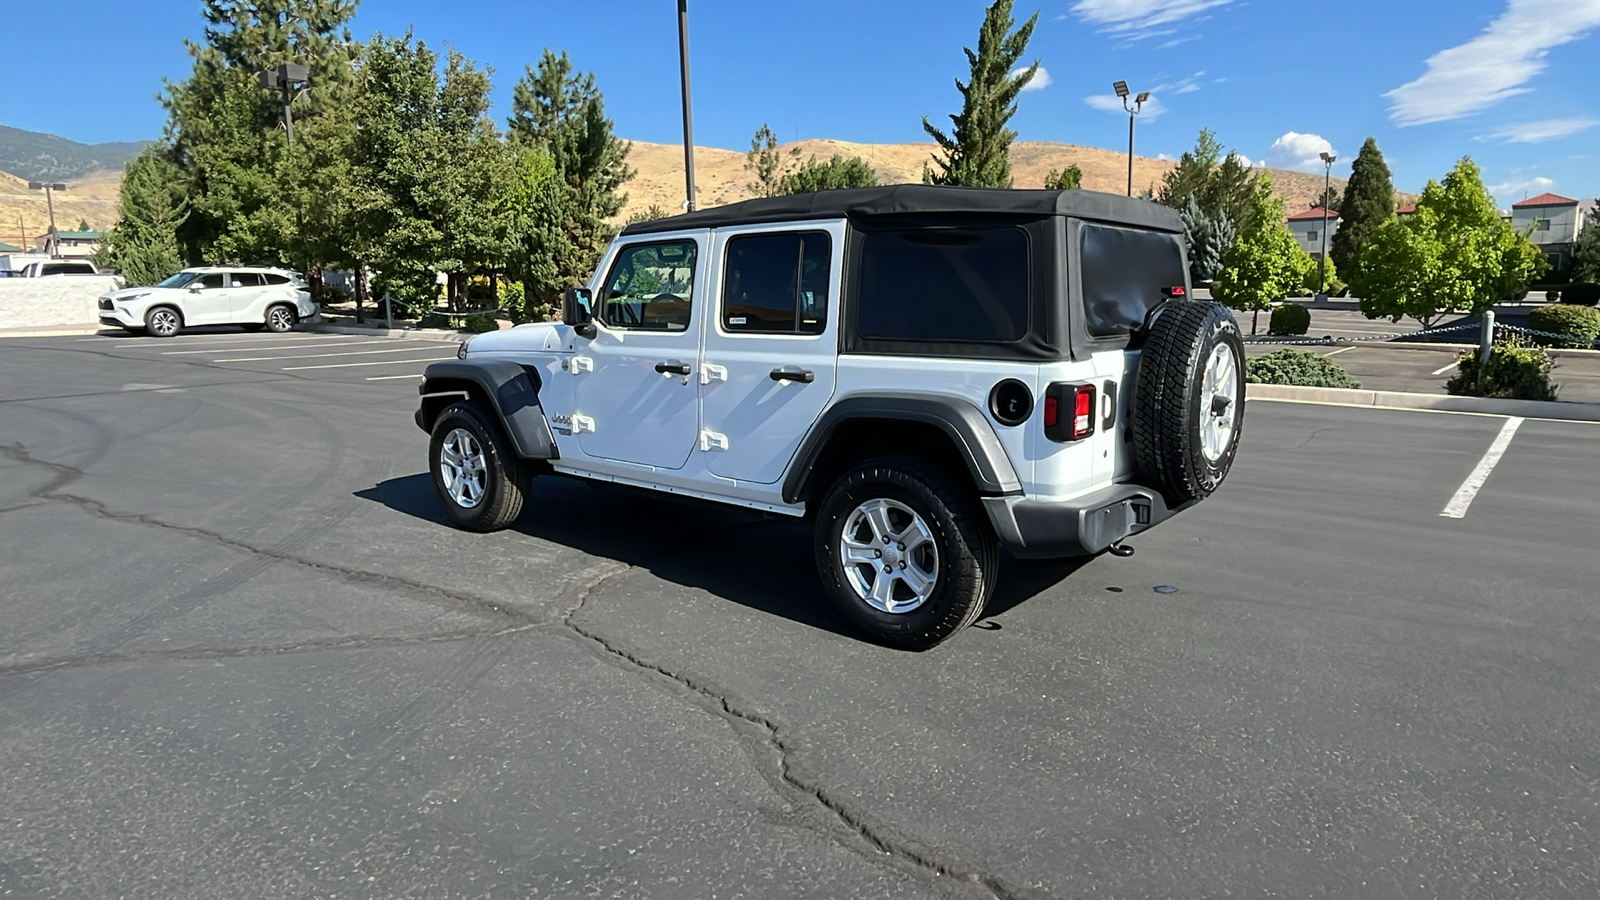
[{"x1": 155, "y1": 271, "x2": 201, "y2": 289}]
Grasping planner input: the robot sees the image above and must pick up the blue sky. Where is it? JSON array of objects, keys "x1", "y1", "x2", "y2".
[{"x1": 7, "y1": 0, "x2": 1598, "y2": 205}]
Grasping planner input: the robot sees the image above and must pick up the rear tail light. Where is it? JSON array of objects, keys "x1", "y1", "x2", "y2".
[{"x1": 1044, "y1": 383, "x2": 1096, "y2": 442}]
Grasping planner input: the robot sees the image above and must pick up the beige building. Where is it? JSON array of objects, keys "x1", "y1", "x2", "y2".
[
  {"x1": 1286, "y1": 207, "x2": 1339, "y2": 260},
  {"x1": 1509, "y1": 193, "x2": 1592, "y2": 273},
  {"x1": 33, "y1": 230, "x2": 103, "y2": 260}
]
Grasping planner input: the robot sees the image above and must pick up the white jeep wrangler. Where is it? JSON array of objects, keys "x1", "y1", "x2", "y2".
[{"x1": 415, "y1": 186, "x2": 1244, "y2": 649}]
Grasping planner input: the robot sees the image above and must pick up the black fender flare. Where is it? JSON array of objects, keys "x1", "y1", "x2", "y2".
[
  {"x1": 781, "y1": 393, "x2": 1022, "y2": 504},
  {"x1": 417, "y1": 360, "x2": 558, "y2": 460}
]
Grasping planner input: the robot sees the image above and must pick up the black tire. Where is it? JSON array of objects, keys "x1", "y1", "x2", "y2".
[
  {"x1": 264, "y1": 304, "x2": 296, "y2": 333},
  {"x1": 144, "y1": 306, "x2": 182, "y2": 338},
  {"x1": 1132, "y1": 298, "x2": 1245, "y2": 508},
  {"x1": 428, "y1": 401, "x2": 528, "y2": 532},
  {"x1": 814, "y1": 456, "x2": 999, "y2": 650}
]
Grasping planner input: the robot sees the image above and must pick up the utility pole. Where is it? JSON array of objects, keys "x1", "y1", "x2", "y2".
[
  {"x1": 1318, "y1": 151, "x2": 1337, "y2": 297},
  {"x1": 1112, "y1": 82, "x2": 1149, "y2": 197},
  {"x1": 677, "y1": 0, "x2": 697, "y2": 212},
  {"x1": 27, "y1": 182, "x2": 67, "y2": 256}
]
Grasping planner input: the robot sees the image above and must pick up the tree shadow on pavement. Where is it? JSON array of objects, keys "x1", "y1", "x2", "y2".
[{"x1": 356, "y1": 473, "x2": 1085, "y2": 641}]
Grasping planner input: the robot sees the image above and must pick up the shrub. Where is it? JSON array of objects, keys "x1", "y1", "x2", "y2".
[
  {"x1": 1245, "y1": 349, "x2": 1361, "y2": 388},
  {"x1": 1447, "y1": 336, "x2": 1557, "y2": 400},
  {"x1": 461, "y1": 313, "x2": 500, "y2": 334},
  {"x1": 320, "y1": 286, "x2": 352, "y2": 305},
  {"x1": 1268, "y1": 303, "x2": 1311, "y2": 335},
  {"x1": 1526, "y1": 304, "x2": 1600, "y2": 348},
  {"x1": 1559, "y1": 281, "x2": 1600, "y2": 306}
]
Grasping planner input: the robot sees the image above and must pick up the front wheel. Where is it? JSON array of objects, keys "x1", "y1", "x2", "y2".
[
  {"x1": 428, "y1": 402, "x2": 527, "y2": 532},
  {"x1": 144, "y1": 306, "x2": 182, "y2": 338},
  {"x1": 815, "y1": 456, "x2": 998, "y2": 650}
]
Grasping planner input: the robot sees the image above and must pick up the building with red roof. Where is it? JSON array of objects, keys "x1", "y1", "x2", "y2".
[
  {"x1": 1285, "y1": 207, "x2": 1339, "y2": 260},
  {"x1": 1509, "y1": 193, "x2": 1593, "y2": 274}
]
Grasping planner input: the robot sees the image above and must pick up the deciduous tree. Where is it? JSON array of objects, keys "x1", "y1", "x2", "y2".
[
  {"x1": 1212, "y1": 173, "x2": 1313, "y2": 332},
  {"x1": 778, "y1": 155, "x2": 879, "y2": 194},
  {"x1": 1043, "y1": 165, "x2": 1082, "y2": 190},
  {"x1": 921, "y1": 0, "x2": 1038, "y2": 188}
]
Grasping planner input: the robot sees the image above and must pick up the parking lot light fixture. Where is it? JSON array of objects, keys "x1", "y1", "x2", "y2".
[
  {"x1": 27, "y1": 181, "x2": 67, "y2": 256},
  {"x1": 1318, "y1": 151, "x2": 1337, "y2": 296},
  {"x1": 1115, "y1": 83, "x2": 1148, "y2": 197},
  {"x1": 257, "y1": 62, "x2": 310, "y2": 148}
]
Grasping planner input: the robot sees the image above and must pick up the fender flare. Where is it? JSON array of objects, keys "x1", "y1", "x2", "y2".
[
  {"x1": 417, "y1": 360, "x2": 558, "y2": 460},
  {"x1": 781, "y1": 393, "x2": 1023, "y2": 504}
]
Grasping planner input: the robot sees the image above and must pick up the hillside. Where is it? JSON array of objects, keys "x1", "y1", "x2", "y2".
[
  {"x1": 0, "y1": 169, "x2": 120, "y2": 249},
  {"x1": 0, "y1": 125, "x2": 146, "y2": 183}
]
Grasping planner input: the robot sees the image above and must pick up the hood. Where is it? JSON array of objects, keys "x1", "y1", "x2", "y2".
[
  {"x1": 105, "y1": 285, "x2": 168, "y2": 300},
  {"x1": 463, "y1": 321, "x2": 572, "y2": 353}
]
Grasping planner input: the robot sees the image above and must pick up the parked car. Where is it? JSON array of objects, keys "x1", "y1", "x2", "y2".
[
  {"x1": 413, "y1": 185, "x2": 1245, "y2": 649},
  {"x1": 15, "y1": 259, "x2": 101, "y2": 277},
  {"x1": 97, "y1": 266, "x2": 317, "y2": 337}
]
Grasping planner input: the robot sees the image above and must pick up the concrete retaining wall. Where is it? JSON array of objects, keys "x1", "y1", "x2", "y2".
[{"x1": 0, "y1": 277, "x2": 122, "y2": 330}]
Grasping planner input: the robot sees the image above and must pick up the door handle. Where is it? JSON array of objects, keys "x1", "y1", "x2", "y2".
[
  {"x1": 654, "y1": 361, "x2": 692, "y2": 376},
  {"x1": 769, "y1": 367, "x2": 815, "y2": 384}
]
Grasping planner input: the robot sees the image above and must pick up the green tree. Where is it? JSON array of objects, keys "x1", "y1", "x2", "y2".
[
  {"x1": 1156, "y1": 128, "x2": 1259, "y2": 237},
  {"x1": 1178, "y1": 194, "x2": 1235, "y2": 283},
  {"x1": 778, "y1": 155, "x2": 879, "y2": 194},
  {"x1": 1212, "y1": 173, "x2": 1314, "y2": 331},
  {"x1": 745, "y1": 123, "x2": 800, "y2": 197},
  {"x1": 1351, "y1": 157, "x2": 1547, "y2": 327},
  {"x1": 921, "y1": 0, "x2": 1038, "y2": 188},
  {"x1": 1572, "y1": 207, "x2": 1600, "y2": 282},
  {"x1": 1328, "y1": 137, "x2": 1394, "y2": 275},
  {"x1": 95, "y1": 148, "x2": 189, "y2": 285},
  {"x1": 1309, "y1": 185, "x2": 1342, "y2": 213},
  {"x1": 507, "y1": 49, "x2": 634, "y2": 313},
  {"x1": 1043, "y1": 164, "x2": 1082, "y2": 190},
  {"x1": 75, "y1": 219, "x2": 91, "y2": 232}
]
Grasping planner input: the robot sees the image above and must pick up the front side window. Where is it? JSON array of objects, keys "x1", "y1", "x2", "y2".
[
  {"x1": 855, "y1": 225, "x2": 1029, "y2": 343},
  {"x1": 599, "y1": 240, "x2": 697, "y2": 331},
  {"x1": 721, "y1": 232, "x2": 831, "y2": 335},
  {"x1": 196, "y1": 273, "x2": 226, "y2": 290},
  {"x1": 157, "y1": 272, "x2": 199, "y2": 289}
]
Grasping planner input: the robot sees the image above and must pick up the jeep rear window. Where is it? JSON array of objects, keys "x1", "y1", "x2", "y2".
[
  {"x1": 721, "y1": 232, "x2": 830, "y2": 335},
  {"x1": 1079, "y1": 224, "x2": 1187, "y2": 338},
  {"x1": 855, "y1": 225, "x2": 1029, "y2": 344}
]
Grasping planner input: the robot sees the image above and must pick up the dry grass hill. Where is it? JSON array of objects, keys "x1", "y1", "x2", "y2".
[{"x1": 0, "y1": 138, "x2": 1363, "y2": 248}]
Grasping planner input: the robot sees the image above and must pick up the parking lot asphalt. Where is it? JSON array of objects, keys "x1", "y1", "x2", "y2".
[{"x1": 4, "y1": 328, "x2": 1600, "y2": 898}]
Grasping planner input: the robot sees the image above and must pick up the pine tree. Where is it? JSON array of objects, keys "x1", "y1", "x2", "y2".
[
  {"x1": 921, "y1": 0, "x2": 1038, "y2": 188},
  {"x1": 1309, "y1": 185, "x2": 1342, "y2": 213},
  {"x1": 778, "y1": 155, "x2": 879, "y2": 194},
  {"x1": 745, "y1": 124, "x2": 801, "y2": 197},
  {"x1": 1179, "y1": 194, "x2": 1235, "y2": 283},
  {"x1": 1572, "y1": 208, "x2": 1600, "y2": 283},
  {"x1": 1328, "y1": 137, "x2": 1394, "y2": 275},
  {"x1": 1043, "y1": 165, "x2": 1082, "y2": 190},
  {"x1": 1157, "y1": 129, "x2": 1258, "y2": 233},
  {"x1": 96, "y1": 148, "x2": 189, "y2": 286}
]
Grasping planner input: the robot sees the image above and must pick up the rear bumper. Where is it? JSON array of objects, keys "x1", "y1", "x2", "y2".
[{"x1": 982, "y1": 484, "x2": 1175, "y2": 559}]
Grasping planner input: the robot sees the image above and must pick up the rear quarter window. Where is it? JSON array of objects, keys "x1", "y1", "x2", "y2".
[
  {"x1": 855, "y1": 224, "x2": 1029, "y2": 344},
  {"x1": 1078, "y1": 224, "x2": 1187, "y2": 338}
]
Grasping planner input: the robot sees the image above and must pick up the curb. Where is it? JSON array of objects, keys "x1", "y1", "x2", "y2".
[
  {"x1": 1246, "y1": 383, "x2": 1600, "y2": 423},
  {"x1": 308, "y1": 322, "x2": 474, "y2": 342},
  {"x1": 0, "y1": 325, "x2": 106, "y2": 338}
]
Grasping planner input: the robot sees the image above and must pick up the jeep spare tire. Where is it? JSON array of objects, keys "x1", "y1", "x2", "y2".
[{"x1": 1131, "y1": 299, "x2": 1245, "y2": 507}]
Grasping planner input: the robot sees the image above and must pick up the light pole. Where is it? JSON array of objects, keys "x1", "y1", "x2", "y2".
[
  {"x1": 27, "y1": 181, "x2": 67, "y2": 256},
  {"x1": 257, "y1": 62, "x2": 310, "y2": 148},
  {"x1": 1113, "y1": 82, "x2": 1149, "y2": 197},
  {"x1": 1318, "y1": 151, "x2": 1336, "y2": 297},
  {"x1": 677, "y1": 0, "x2": 697, "y2": 212}
]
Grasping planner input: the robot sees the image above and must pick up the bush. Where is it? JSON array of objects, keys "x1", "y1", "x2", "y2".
[
  {"x1": 1245, "y1": 349, "x2": 1361, "y2": 388},
  {"x1": 461, "y1": 313, "x2": 500, "y2": 334},
  {"x1": 1559, "y1": 281, "x2": 1600, "y2": 306},
  {"x1": 1526, "y1": 304, "x2": 1600, "y2": 348},
  {"x1": 320, "y1": 286, "x2": 352, "y2": 305},
  {"x1": 1268, "y1": 303, "x2": 1311, "y2": 335},
  {"x1": 1447, "y1": 337, "x2": 1557, "y2": 400}
]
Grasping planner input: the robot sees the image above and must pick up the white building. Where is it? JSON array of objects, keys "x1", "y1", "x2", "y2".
[
  {"x1": 1509, "y1": 193, "x2": 1592, "y2": 274},
  {"x1": 1286, "y1": 207, "x2": 1339, "y2": 260}
]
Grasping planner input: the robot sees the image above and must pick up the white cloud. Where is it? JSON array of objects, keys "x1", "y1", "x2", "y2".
[
  {"x1": 1069, "y1": 0, "x2": 1233, "y2": 39},
  {"x1": 1263, "y1": 132, "x2": 1337, "y2": 171},
  {"x1": 1015, "y1": 65, "x2": 1052, "y2": 91},
  {"x1": 1233, "y1": 153, "x2": 1255, "y2": 169},
  {"x1": 1386, "y1": 0, "x2": 1600, "y2": 126},
  {"x1": 1156, "y1": 152, "x2": 1174, "y2": 161},
  {"x1": 1084, "y1": 93, "x2": 1168, "y2": 122},
  {"x1": 1479, "y1": 117, "x2": 1600, "y2": 143},
  {"x1": 1488, "y1": 175, "x2": 1557, "y2": 203}
]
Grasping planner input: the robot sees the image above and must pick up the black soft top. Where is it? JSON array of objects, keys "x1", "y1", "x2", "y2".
[{"x1": 619, "y1": 184, "x2": 1185, "y2": 236}]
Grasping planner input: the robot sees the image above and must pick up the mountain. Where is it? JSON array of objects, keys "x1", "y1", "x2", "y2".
[
  {"x1": 0, "y1": 124, "x2": 148, "y2": 183},
  {"x1": 0, "y1": 168, "x2": 122, "y2": 249}
]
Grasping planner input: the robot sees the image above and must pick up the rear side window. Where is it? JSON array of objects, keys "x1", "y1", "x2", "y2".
[
  {"x1": 1079, "y1": 225, "x2": 1187, "y2": 338},
  {"x1": 231, "y1": 273, "x2": 265, "y2": 287},
  {"x1": 721, "y1": 232, "x2": 830, "y2": 335},
  {"x1": 264, "y1": 273, "x2": 291, "y2": 285},
  {"x1": 855, "y1": 225, "x2": 1029, "y2": 343}
]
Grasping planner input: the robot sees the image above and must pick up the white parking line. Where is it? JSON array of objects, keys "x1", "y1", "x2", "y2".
[
  {"x1": 115, "y1": 335, "x2": 337, "y2": 349},
  {"x1": 1431, "y1": 361, "x2": 1459, "y2": 376},
  {"x1": 215, "y1": 346, "x2": 442, "y2": 362},
  {"x1": 163, "y1": 339, "x2": 379, "y2": 355},
  {"x1": 282, "y1": 356, "x2": 456, "y2": 370},
  {"x1": 1441, "y1": 416, "x2": 1523, "y2": 519},
  {"x1": 1323, "y1": 347, "x2": 1354, "y2": 357},
  {"x1": 366, "y1": 374, "x2": 426, "y2": 381}
]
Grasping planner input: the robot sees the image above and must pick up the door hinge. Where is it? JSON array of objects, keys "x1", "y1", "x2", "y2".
[
  {"x1": 566, "y1": 355, "x2": 594, "y2": 374},
  {"x1": 699, "y1": 430, "x2": 729, "y2": 452},
  {"x1": 571, "y1": 414, "x2": 596, "y2": 434},
  {"x1": 700, "y1": 363, "x2": 728, "y2": 385}
]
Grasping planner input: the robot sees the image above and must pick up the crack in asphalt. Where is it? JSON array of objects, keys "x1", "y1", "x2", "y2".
[{"x1": 553, "y1": 564, "x2": 1039, "y2": 900}]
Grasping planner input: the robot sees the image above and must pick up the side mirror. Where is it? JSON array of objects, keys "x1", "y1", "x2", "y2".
[
  {"x1": 189, "y1": 285, "x2": 203, "y2": 293},
  {"x1": 563, "y1": 287, "x2": 596, "y2": 338}
]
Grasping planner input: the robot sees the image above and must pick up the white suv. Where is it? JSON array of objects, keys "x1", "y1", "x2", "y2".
[
  {"x1": 98, "y1": 266, "x2": 316, "y2": 337},
  {"x1": 414, "y1": 186, "x2": 1245, "y2": 648}
]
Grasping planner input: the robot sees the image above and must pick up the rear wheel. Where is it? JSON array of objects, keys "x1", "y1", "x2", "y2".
[
  {"x1": 428, "y1": 402, "x2": 527, "y2": 532},
  {"x1": 144, "y1": 306, "x2": 182, "y2": 338},
  {"x1": 264, "y1": 304, "x2": 296, "y2": 333},
  {"x1": 1132, "y1": 299, "x2": 1245, "y2": 507},
  {"x1": 815, "y1": 456, "x2": 998, "y2": 650}
]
